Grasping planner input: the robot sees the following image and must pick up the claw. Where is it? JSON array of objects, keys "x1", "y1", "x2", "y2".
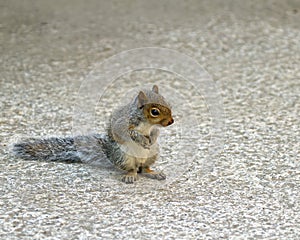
[
  {"x1": 122, "y1": 171, "x2": 138, "y2": 184},
  {"x1": 141, "y1": 167, "x2": 166, "y2": 180}
]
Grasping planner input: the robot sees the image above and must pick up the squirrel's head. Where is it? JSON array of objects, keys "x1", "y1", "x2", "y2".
[{"x1": 136, "y1": 85, "x2": 174, "y2": 127}]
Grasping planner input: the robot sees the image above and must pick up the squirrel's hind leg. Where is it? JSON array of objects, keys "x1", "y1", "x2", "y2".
[
  {"x1": 122, "y1": 169, "x2": 139, "y2": 184},
  {"x1": 139, "y1": 167, "x2": 166, "y2": 181},
  {"x1": 138, "y1": 153, "x2": 166, "y2": 180}
]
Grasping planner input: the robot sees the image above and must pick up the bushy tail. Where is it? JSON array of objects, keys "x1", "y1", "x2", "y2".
[
  {"x1": 13, "y1": 137, "x2": 81, "y2": 162},
  {"x1": 13, "y1": 134, "x2": 113, "y2": 165}
]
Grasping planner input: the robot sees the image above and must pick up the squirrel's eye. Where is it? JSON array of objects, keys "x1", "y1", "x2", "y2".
[{"x1": 150, "y1": 108, "x2": 160, "y2": 117}]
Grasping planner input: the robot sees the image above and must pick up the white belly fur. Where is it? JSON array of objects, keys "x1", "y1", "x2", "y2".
[{"x1": 119, "y1": 141, "x2": 158, "y2": 170}]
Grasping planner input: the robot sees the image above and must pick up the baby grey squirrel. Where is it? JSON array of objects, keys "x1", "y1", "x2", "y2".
[{"x1": 13, "y1": 85, "x2": 174, "y2": 183}]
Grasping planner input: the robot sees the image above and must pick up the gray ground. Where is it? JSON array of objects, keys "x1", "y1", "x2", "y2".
[{"x1": 1, "y1": 0, "x2": 300, "y2": 239}]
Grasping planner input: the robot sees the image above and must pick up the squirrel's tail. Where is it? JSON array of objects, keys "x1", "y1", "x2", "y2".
[
  {"x1": 13, "y1": 137, "x2": 81, "y2": 162},
  {"x1": 13, "y1": 134, "x2": 109, "y2": 164}
]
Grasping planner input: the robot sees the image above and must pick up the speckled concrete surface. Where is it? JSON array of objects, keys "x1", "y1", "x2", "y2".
[{"x1": 1, "y1": 1, "x2": 300, "y2": 239}]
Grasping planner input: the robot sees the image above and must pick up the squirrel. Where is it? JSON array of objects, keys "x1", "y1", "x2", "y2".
[{"x1": 13, "y1": 85, "x2": 174, "y2": 183}]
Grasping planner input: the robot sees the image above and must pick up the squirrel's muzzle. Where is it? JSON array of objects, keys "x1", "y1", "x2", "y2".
[
  {"x1": 161, "y1": 117, "x2": 174, "y2": 127},
  {"x1": 168, "y1": 118, "x2": 174, "y2": 126}
]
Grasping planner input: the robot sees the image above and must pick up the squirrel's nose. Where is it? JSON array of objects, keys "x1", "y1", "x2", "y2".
[{"x1": 168, "y1": 118, "x2": 174, "y2": 126}]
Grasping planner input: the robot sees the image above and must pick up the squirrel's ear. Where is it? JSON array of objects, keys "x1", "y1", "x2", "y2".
[
  {"x1": 152, "y1": 85, "x2": 159, "y2": 94},
  {"x1": 137, "y1": 91, "x2": 147, "y2": 108}
]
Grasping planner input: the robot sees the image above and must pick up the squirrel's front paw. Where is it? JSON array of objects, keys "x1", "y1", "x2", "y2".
[
  {"x1": 122, "y1": 171, "x2": 139, "y2": 184},
  {"x1": 139, "y1": 136, "x2": 151, "y2": 149},
  {"x1": 130, "y1": 130, "x2": 151, "y2": 149}
]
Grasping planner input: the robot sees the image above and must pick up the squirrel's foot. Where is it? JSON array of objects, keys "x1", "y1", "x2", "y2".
[
  {"x1": 122, "y1": 170, "x2": 139, "y2": 184},
  {"x1": 141, "y1": 167, "x2": 166, "y2": 180}
]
